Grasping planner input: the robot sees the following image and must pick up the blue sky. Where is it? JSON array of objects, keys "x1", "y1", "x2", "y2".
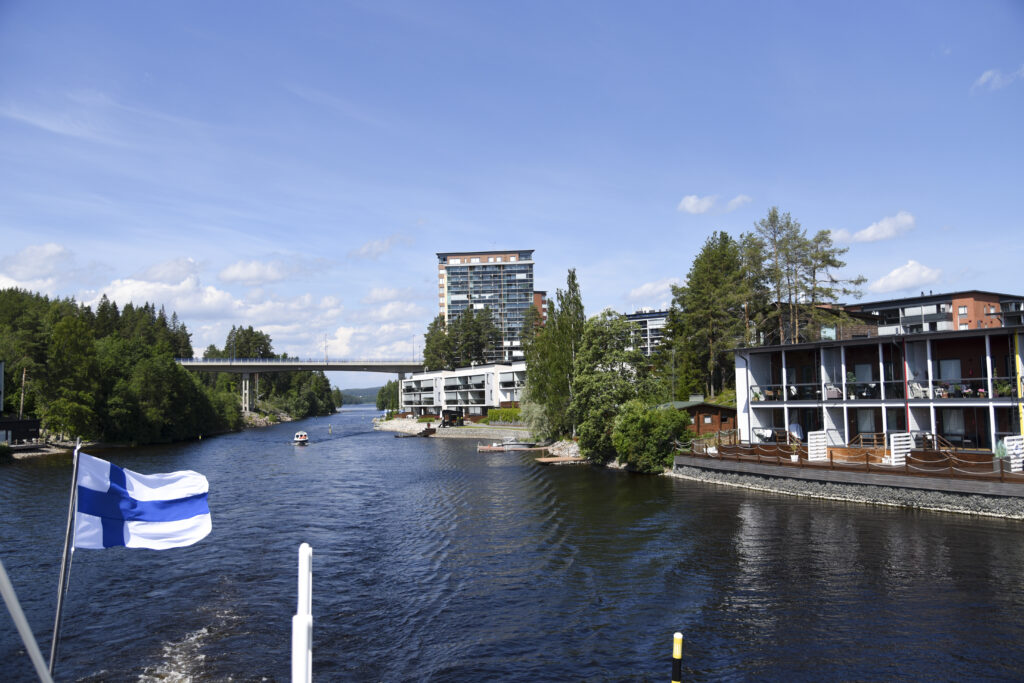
[{"x1": 1, "y1": 1, "x2": 1022, "y2": 388}]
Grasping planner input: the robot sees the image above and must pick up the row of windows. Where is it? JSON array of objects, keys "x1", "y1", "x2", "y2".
[{"x1": 446, "y1": 255, "x2": 521, "y2": 265}]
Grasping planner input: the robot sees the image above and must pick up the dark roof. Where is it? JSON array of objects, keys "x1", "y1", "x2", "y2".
[
  {"x1": 845, "y1": 290, "x2": 1023, "y2": 311},
  {"x1": 657, "y1": 400, "x2": 736, "y2": 413},
  {"x1": 437, "y1": 250, "x2": 534, "y2": 257}
]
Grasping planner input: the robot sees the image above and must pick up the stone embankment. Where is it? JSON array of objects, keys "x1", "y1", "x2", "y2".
[
  {"x1": 10, "y1": 442, "x2": 74, "y2": 460},
  {"x1": 667, "y1": 465, "x2": 1024, "y2": 519}
]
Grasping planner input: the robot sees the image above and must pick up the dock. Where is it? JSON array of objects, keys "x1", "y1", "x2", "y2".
[{"x1": 535, "y1": 455, "x2": 586, "y2": 465}]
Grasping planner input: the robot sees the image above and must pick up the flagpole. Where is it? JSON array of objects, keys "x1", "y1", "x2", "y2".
[
  {"x1": 0, "y1": 558, "x2": 55, "y2": 683},
  {"x1": 49, "y1": 438, "x2": 81, "y2": 677}
]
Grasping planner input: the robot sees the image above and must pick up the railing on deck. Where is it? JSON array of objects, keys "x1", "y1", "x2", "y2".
[
  {"x1": 850, "y1": 432, "x2": 886, "y2": 448},
  {"x1": 750, "y1": 375, "x2": 1022, "y2": 403},
  {"x1": 677, "y1": 432, "x2": 1024, "y2": 484}
]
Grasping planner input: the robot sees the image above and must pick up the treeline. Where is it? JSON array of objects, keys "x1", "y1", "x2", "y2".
[
  {"x1": 659, "y1": 207, "x2": 863, "y2": 399},
  {"x1": 522, "y1": 272, "x2": 689, "y2": 472},
  {"x1": 199, "y1": 325, "x2": 336, "y2": 419},
  {"x1": 422, "y1": 307, "x2": 501, "y2": 370},
  {"x1": 520, "y1": 207, "x2": 863, "y2": 471},
  {"x1": 376, "y1": 380, "x2": 399, "y2": 411},
  {"x1": 0, "y1": 289, "x2": 339, "y2": 445},
  {"x1": 0, "y1": 289, "x2": 241, "y2": 444}
]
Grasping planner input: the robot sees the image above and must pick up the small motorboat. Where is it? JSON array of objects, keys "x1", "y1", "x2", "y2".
[
  {"x1": 477, "y1": 439, "x2": 535, "y2": 452},
  {"x1": 293, "y1": 431, "x2": 309, "y2": 445},
  {"x1": 502, "y1": 440, "x2": 535, "y2": 450}
]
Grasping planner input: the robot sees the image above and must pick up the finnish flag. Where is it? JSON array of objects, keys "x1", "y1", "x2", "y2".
[{"x1": 74, "y1": 453, "x2": 211, "y2": 550}]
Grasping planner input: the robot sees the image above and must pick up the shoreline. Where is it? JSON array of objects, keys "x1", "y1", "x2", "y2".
[
  {"x1": 9, "y1": 442, "x2": 76, "y2": 460},
  {"x1": 373, "y1": 417, "x2": 589, "y2": 463},
  {"x1": 665, "y1": 465, "x2": 1024, "y2": 520},
  {"x1": 373, "y1": 416, "x2": 534, "y2": 441},
  {"x1": 6, "y1": 411, "x2": 292, "y2": 460}
]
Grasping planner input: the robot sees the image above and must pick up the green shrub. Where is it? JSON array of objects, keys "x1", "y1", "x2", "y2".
[
  {"x1": 486, "y1": 408, "x2": 522, "y2": 424},
  {"x1": 417, "y1": 415, "x2": 437, "y2": 423},
  {"x1": 611, "y1": 400, "x2": 692, "y2": 473}
]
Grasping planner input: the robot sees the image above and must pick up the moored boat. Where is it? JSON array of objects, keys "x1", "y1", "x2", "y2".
[{"x1": 477, "y1": 439, "x2": 535, "y2": 452}]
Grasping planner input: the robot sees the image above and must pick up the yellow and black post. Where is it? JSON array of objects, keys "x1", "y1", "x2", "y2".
[{"x1": 671, "y1": 631, "x2": 683, "y2": 683}]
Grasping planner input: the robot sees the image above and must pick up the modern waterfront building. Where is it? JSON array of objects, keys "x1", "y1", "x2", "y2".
[
  {"x1": 625, "y1": 308, "x2": 668, "y2": 356},
  {"x1": 437, "y1": 250, "x2": 540, "y2": 363},
  {"x1": 400, "y1": 362, "x2": 527, "y2": 417},
  {"x1": 734, "y1": 291, "x2": 1024, "y2": 453},
  {"x1": 844, "y1": 290, "x2": 1024, "y2": 334}
]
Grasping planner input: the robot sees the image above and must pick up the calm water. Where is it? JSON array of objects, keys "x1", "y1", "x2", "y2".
[{"x1": 3, "y1": 406, "x2": 1024, "y2": 681}]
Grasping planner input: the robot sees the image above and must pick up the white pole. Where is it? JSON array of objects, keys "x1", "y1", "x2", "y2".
[
  {"x1": 49, "y1": 439, "x2": 81, "y2": 677},
  {"x1": 291, "y1": 543, "x2": 313, "y2": 683},
  {"x1": 1, "y1": 559, "x2": 55, "y2": 683}
]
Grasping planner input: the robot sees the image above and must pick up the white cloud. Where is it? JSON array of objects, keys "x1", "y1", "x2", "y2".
[
  {"x1": 726, "y1": 194, "x2": 752, "y2": 212},
  {"x1": 136, "y1": 257, "x2": 200, "y2": 284},
  {"x1": 219, "y1": 259, "x2": 288, "y2": 285},
  {"x1": 320, "y1": 296, "x2": 344, "y2": 317},
  {"x1": 92, "y1": 275, "x2": 241, "y2": 319},
  {"x1": 832, "y1": 211, "x2": 915, "y2": 243},
  {"x1": 626, "y1": 277, "x2": 681, "y2": 308},
  {"x1": 0, "y1": 103, "x2": 113, "y2": 143},
  {"x1": 317, "y1": 322, "x2": 420, "y2": 360},
  {"x1": 972, "y1": 65, "x2": 1024, "y2": 92},
  {"x1": 362, "y1": 287, "x2": 404, "y2": 304},
  {"x1": 0, "y1": 273, "x2": 59, "y2": 294},
  {"x1": 0, "y1": 242, "x2": 74, "y2": 280},
  {"x1": 868, "y1": 260, "x2": 942, "y2": 294},
  {"x1": 326, "y1": 326, "x2": 356, "y2": 357},
  {"x1": 365, "y1": 301, "x2": 424, "y2": 322},
  {"x1": 348, "y1": 234, "x2": 413, "y2": 260},
  {"x1": 677, "y1": 194, "x2": 717, "y2": 214}
]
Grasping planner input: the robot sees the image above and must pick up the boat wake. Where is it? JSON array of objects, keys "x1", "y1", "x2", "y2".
[{"x1": 138, "y1": 607, "x2": 244, "y2": 682}]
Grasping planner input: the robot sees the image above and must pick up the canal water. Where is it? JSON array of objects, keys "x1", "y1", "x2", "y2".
[{"x1": 3, "y1": 405, "x2": 1024, "y2": 681}]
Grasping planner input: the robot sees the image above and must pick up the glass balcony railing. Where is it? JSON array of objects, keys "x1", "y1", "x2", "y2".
[
  {"x1": 749, "y1": 384, "x2": 782, "y2": 402},
  {"x1": 846, "y1": 381, "x2": 880, "y2": 399},
  {"x1": 990, "y1": 376, "x2": 1019, "y2": 399},
  {"x1": 882, "y1": 381, "x2": 906, "y2": 399},
  {"x1": 933, "y1": 377, "x2": 993, "y2": 399},
  {"x1": 787, "y1": 383, "x2": 822, "y2": 400}
]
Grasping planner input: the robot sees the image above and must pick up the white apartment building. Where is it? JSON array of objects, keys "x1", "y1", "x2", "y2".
[{"x1": 400, "y1": 362, "x2": 527, "y2": 416}]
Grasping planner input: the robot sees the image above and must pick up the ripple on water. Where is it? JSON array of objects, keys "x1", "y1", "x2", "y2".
[{"x1": 4, "y1": 410, "x2": 1024, "y2": 680}]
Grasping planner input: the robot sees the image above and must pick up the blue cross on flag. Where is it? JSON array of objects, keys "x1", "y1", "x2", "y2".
[{"x1": 74, "y1": 453, "x2": 211, "y2": 550}]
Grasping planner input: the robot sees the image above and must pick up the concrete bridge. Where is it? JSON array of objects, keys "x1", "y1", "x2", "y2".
[{"x1": 176, "y1": 358, "x2": 424, "y2": 411}]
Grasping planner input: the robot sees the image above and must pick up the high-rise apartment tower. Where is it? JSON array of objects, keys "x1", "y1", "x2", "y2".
[{"x1": 437, "y1": 250, "x2": 539, "y2": 362}]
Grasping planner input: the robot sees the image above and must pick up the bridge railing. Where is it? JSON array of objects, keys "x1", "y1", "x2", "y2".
[{"x1": 175, "y1": 357, "x2": 420, "y2": 364}]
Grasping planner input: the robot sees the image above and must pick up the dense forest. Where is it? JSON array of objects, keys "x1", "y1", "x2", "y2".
[{"x1": 0, "y1": 289, "x2": 335, "y2": 445}]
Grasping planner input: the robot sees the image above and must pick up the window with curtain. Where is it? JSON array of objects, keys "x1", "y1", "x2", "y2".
[
  {"x1": 939, "y1": 359, "x2": 961, "y2": 381},
  {"x1": 855, "y1": 363, "x2": 873, "y2": 382},
  {"x1": 943, "y1": 409, "x2": 965, "y2": 435}
]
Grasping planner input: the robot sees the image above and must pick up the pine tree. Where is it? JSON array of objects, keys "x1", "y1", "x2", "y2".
[
  {"x1": 667, "y1": 231, "x2": 746, "y2": 398},
  {"x1": 422, "y1": 315, "x2": 451, "y2": 370},
  {"x1": 754, "y1": 207, "x2": 805, "y2": 344}
]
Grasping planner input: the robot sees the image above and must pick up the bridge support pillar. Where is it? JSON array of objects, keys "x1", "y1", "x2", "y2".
[{"x1": 241, "y1": 373, "x2": 253, "y2": 413}]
